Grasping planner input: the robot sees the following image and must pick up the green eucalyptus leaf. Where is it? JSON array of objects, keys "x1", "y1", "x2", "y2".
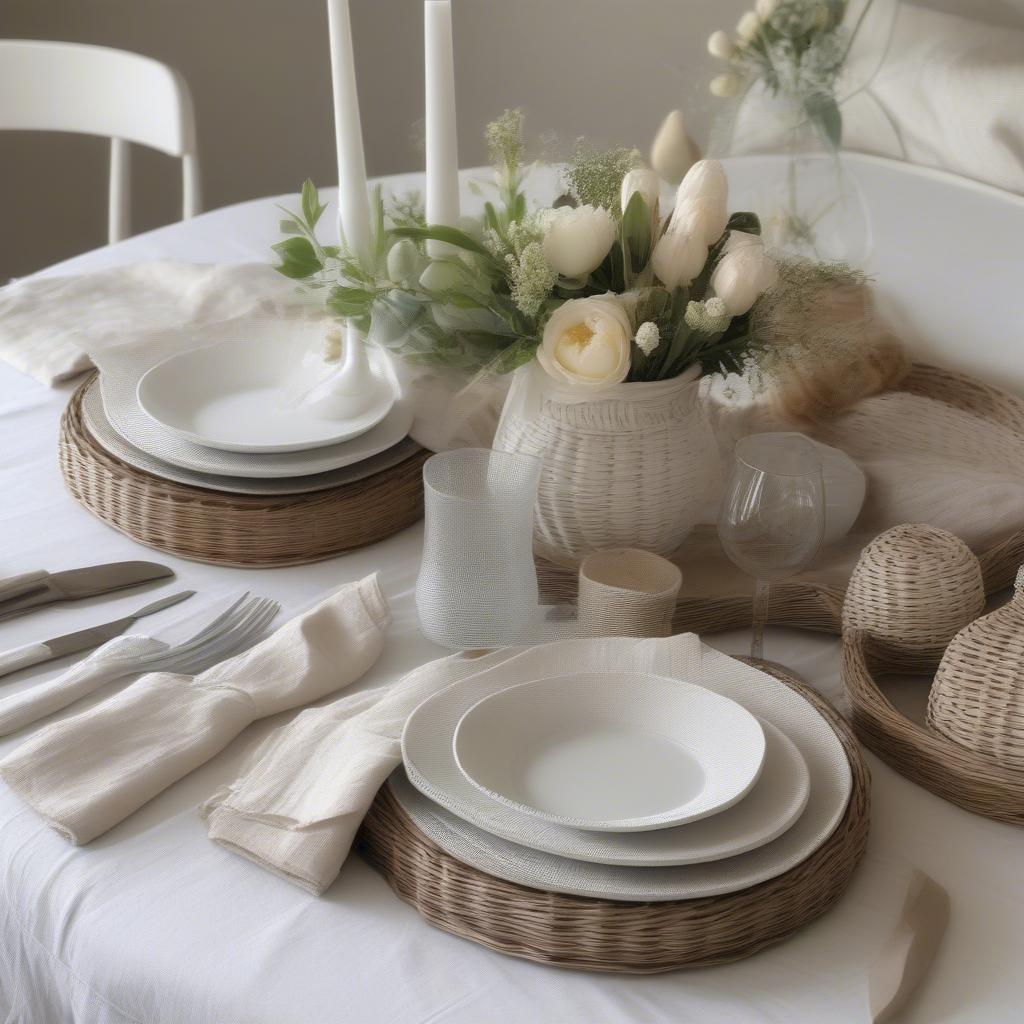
[
  {"x1": 301, "y1": 179, "x2": 325, "y2": 228},
  {"x1": 391, "y1": 224, "x2": 494, "y2": 261},
  {"x1": 271, "y1": 236, "x2": 322, "y2": 279},
  {"x1": 725, "y1": 211, "x2": 761, "y2": 236}
]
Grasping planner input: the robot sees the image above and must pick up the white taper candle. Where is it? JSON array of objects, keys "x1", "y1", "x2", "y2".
[
  {"x1": 424, "y1": 0, "x2": 460, "y2": 255},
  {"x1": 326, "y1": 0, "x2": 372, "y2": 262}
]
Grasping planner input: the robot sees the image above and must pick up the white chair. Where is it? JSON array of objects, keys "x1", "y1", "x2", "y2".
[{"x1": 0, "y1": 39, "x2": 201, "y2": 243}]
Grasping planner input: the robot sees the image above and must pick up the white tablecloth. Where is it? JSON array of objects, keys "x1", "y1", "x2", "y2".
[{"x1": 2, "y1": 156, "x2": 1023, "y2": 1024}]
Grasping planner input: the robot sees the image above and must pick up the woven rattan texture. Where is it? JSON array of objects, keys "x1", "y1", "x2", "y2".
[
  {"x1": 358, "y1": 660, "x2": 869, "y2": 973},
  {"x1": 537, "y1": 363, "x2": 1024, "y2": 636},
  {"x1": 842, "y1": 524, "x2": 986, "y2": 671},
  {"x1": 927, "y1": 566, "x2": 1024, "y2": 773},
  {"x1": 59, "y1": 374, "x2": 429, "y2": 568},
  {"x1": 843, "y1": 630, "x2": 1024, "y2": 825}
]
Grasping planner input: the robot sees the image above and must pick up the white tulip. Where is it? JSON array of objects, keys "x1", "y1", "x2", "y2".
[
  {"x1": 651, "y1": 224, "x2": 708, "y2": 289},
  {"x1": 755, "y1": 0, "x2": 779, "y2": 19},
  {"x1": 710, "y1": 230, "x2": 779, "y2": 315},
  {"x1": 540, "y1": 204, "x2": 617, "y2": 279},
  {"x1": 710, "y1": 72, "x2": 744, "y2": 97},
  {"x1": 707, "y1": 30, "x2": 735, "y2": 60},
  {"x1": 650, "y1": 109, "x2": 701, "y2": 185},
  {"x1": 672, "y1": 160, "x2": 729, "y2": 244},
  {"x1": 386, "y1": 238, "x2": 421, "y2": 284},
  {"x1": 418, "y1": 259, "x2": 464, "y2": 292},
  {"x1": 538, "y1": 295, "x2": 632, "y2": 390},
  {"x1": 737, "y1": 11, "x2": 762, "y2": 41},
  {"x1": 620, "y1": 168, "x2": 661, "y2": 217}
]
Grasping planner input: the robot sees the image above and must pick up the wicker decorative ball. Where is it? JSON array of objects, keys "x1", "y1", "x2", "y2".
[
  {"x1": 928, "y1": 564, "x2": 1024, "y2": 771},
  {"x1": 842, "y1": 524, "x2": 986, "y2": 671}
]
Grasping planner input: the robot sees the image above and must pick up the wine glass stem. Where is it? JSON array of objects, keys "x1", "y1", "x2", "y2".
[{"x1": 751, "y1": 578, "x2": 771, "y2": 660}]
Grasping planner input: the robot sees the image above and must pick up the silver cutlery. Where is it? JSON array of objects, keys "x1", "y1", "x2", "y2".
[
  {"x1": 869, "y1": 869, "x2": 950, "y2": 1023},
  {"x1": 0, "y1": 593, "x2": 280, "y2": 736},
  {"x1": 0, "y1": 590, "x2": 194, "y2": 679},
  {"x1": 0, "y1": 561, "x2": 175, "y2": 621}
]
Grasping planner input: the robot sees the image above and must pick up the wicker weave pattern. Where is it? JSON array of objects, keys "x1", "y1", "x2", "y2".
[
  {"x1": 358, "y1": 661, "x2": 869, "y2": 973},
  {"x1": 494, "y1": 366, "x2": 722, "y2": 563},
  {"x1": 841, "y1": 524, "x2": 986, "y2": 671},
  {"x1": 59, "y1": 375, "x2": 429, "y2": 568},
  {"x1": 928, "y1": 567, "x2": 1024, "y2": 771},
  {"x1": 843, "y1": 630, "x2": 1024, "y2": 825}
]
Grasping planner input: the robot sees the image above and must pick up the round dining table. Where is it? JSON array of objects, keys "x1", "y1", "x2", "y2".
[{"x1": 1, "y1": 154, "x2": 1022, "y2": 1024}]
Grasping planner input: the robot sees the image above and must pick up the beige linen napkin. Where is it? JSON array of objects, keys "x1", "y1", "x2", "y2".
[
  {"x1": 0, "y1": 262, "x2": 305, "y2": 385},
  {"x1": 0, "y1": 575, "x2": 389, "y2": 845},
  {"x1": 201, "y1": 634, "x2": 725, "y2": 895}
]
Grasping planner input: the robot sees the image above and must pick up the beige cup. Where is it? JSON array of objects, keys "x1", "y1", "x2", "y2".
[{"x1": 577, "y1": 548, "x2": 683, "y2": 638}]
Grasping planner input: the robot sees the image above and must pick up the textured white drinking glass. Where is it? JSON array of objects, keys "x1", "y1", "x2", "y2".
[{"x1": 416, "y1": 448, "x2": 547, "y2": 648}]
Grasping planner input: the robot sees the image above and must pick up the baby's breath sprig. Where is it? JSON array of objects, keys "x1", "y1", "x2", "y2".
[{"x1": 563, "y1": 142, "x2": 641, "y2": 215}]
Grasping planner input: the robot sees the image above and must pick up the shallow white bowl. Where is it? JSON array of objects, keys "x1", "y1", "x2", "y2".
[
  {"x1": 137, "y1": 337, "x2": 395, "y2": 453},
  {"x1": 452, "y1": 671, "x2": 765, "y2": 832}
]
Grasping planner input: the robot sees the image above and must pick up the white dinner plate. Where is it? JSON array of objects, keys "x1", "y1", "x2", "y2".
[
  {"x1": 81, "y1": 376, "x2": 422, "y2": 496},
  {"x1": 137, "y1": 337, "x2": 396, "y2": 453},
  {"x1": 452, "y1": 672, "x2": 766, "y2": 832},
  {"x1": 98, "y1": 320, "x2": 415, "y2": 479},
  {"x1": 400, "y1": 649, "x2": 851, "y2": 891}
]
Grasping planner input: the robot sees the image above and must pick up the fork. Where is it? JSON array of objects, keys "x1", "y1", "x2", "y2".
[{"x1": 0, "y1": 594, "x2": 281, "y2": 736}]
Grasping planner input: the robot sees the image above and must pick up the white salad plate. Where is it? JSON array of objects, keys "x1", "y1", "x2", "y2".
[
  {"x1": 136, "y1": 337, "x2": 396, "y2": 453},
  {"x1": 98, "y1": 321, "x2": 414, "y2": 479},
  {"x1": 400, "y1": 650, "x2": 851, "y2": 893},
  {"x1": 81, "y1": 377, "x2": 421, "y2": 496},
  {"x1": 452, "y1": 672, "x2": 766, "y2": 832}
]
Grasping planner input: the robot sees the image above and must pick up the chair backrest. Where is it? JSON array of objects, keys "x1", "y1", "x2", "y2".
[{"x1": 0, "y1": 39, "x2": 200, "y2": 243}]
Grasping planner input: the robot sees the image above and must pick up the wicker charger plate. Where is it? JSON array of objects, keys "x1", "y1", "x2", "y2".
[
  {"x1": 536, "y1": 363, "x2": 1024, "y2": 635},
  {"x1": 358, "y1": 660, "x2": 870, "y2": 973},
  {"x1": 59, "y1": 374, "x2": 429, "y2": 568},
  {"x1": 842, "y1": 630, "x2": 1024, "y2": 826}
]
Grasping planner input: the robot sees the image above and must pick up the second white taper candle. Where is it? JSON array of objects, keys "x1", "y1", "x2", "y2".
[{"x1": 424, "y1": 0, "x2": 460, "y2": 255}]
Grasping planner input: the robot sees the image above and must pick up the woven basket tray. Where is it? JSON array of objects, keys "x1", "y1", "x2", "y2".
[
  {"x1": 842, "y1": 630, "x2": 1024, "y2": 825},
  {"x1": 59, "y1": 375, "x2": 429, "y2": 568},
  {"x1": 358, "y1": 660, "x2": 870, "y2": 973},
  {"x1": 537, "y1": 363, "x2": 1024, "y2": 635}
]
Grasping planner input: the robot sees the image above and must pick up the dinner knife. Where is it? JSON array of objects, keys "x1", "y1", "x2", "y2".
[
  {"x1": 869, "y1": 869, "x2": 950, "y2": 1023},
  {"x1": 0, "y1": 590, "x2": 195, "y2": 678},
  {"x1": 0, "y1": 561, "x2": 174, "y2": 621}
]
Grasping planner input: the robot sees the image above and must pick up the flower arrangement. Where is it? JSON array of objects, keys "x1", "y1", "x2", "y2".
[
  {"x1": 706, "y1": 0, "x2": 860, "y2": 149},
  {"x1": 272, "y1": 110, "x2": 780, "y2": 394}
]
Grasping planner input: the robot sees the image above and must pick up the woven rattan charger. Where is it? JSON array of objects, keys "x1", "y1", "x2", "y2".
[
  {"x1": 358, "y1": 660, "x2": 869, "y2": 973},
  {"x1": 59, "y1": 374, "x2": 429, "y2": 568}
]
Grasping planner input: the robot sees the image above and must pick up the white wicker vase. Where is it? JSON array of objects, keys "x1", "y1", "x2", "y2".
[{"x1": 493, "y1": 362, "x2": 723, "y2": 565}]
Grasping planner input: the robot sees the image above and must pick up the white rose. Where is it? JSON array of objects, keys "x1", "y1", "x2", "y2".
[
  {"x1": 710, "y1": 230, "x2": 779, "y2": 315},
  {"x1": 707, "y1": 30, "x2": 735, "y2": 60},
  {"x1": 537, "y1": 295, "x2": 632, "y2": 390},
  {"x1": 620, "y1": 168, "x2": 661, "y2": 217},
  {"x1": 675, "y1": 157, "x2": 724, "y2": 239},
  {"x1": 540, "y1": 204, "x2": 616, "y2": 279},
  {"x1": 650, "y1": 223, "x2": 708, "y2": 289}
]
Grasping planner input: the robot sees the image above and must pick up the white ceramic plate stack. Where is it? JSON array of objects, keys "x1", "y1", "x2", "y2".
[
  {"x1": 84, "y1": 319, "x2": 418, "y2": 496},
  {"x1": 397, "y1": 656, "x2": 854, "y2": 902}
]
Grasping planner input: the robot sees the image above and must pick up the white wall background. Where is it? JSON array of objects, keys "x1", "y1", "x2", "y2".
[{"x1": 1, "y1": 0, "x2": 1022, "y2": 281}]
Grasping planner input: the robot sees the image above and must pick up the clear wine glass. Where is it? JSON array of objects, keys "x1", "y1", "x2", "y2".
[{"x1": 717, "y1": 433, "x2": 826, "y2": 660}]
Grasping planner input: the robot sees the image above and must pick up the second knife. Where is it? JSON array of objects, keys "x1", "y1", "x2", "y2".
[{"x1": 0, "y1": 591, "x2": 195, "y2": 679}]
